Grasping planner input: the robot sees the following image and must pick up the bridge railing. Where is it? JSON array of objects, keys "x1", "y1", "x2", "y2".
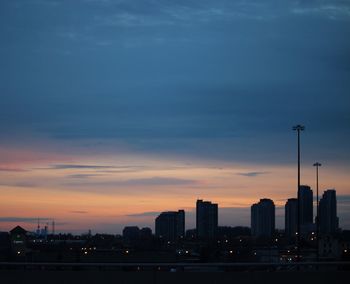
[{"x1": 1, "y1": 261, "x2": 349, "y2": 272}]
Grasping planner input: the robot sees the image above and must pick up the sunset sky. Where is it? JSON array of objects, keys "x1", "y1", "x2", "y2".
[{"x1": 0, "y1": 0, "x2": 350, "y2": 234}]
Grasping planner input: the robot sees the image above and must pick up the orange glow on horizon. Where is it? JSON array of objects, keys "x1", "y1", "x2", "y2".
[{"x1": 1, "y1": 145, "x2": 349, "y2": 233}]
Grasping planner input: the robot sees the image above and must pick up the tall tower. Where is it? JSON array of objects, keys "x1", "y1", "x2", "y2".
[
  {"x1": 251, "y1": 203, "x2": 259, "y2": 237},
  {"x1": 251, "y1": 199, "x2": 275, "y2": 238},
  {"x1": 196, "y1": 199, "x2": 218, "y2": 239},
  {"x1": 319, "y1": 189, "x2": 339, "y2": 235},
  {"x1": 299, "y1": 185, "x2": 313, "y2": 225},
  {"x1": 285, "y1": 198, "x2": 298, "y2": 239}
]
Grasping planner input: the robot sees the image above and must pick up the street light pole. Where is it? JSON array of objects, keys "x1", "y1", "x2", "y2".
[
  {"x1": 313, "y1": 162, "x2": 321, "y2": 262},
  {"x1": 293, "y1": 124, "x2": 304, "y2": 262}
]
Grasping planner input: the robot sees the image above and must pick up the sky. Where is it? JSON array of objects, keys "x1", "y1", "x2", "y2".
[{"x1": 0, "y1": 0, "x2": 349, "y2": 234}]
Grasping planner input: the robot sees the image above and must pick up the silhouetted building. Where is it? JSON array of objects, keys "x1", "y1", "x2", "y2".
[
  {"x1": 251, "y1": 204, "x2": 259, "y2": 237},
  {"x1": 140, "y1": 227, "x2": 152, "y2": 239},
  {"x1": 0, "y1": 232, "x2": 10, "y2": 261},
  {"x1": 155, "y1": 210, "x2": 185, "y2": 240},
  {"x1": 185, "y1": 229, "x2": 196, "y2": 239},
  {"x1": 319, "y1": 189, "x2": 339, "y2": 235},
  {"x1": 9, "y1": 226, "x2": 27, "y2": 259},
  {"x1": 285, "y1": 198, "x2": 298, "y2": 239},
  {"x1": 177, "y1": 210, "x2": 185, "y2": 239},
  {"x1": 196, "y1": 199, "x2": 218, "y2": 239},
  {"x1": 123, "y1": 226, "x2": 140, "y2": 240},
  {"x1": 217, "y1": 226, "x2": 251, "y2": 238},
  {"x1": 300, "y1": 185, "x2": 316, "y2": 238},
  {"x1": 251, "y1": 199, "x2": 275, "y2": 238},
  {"x1": 319, "y1": 235, "x2": 340, "y2": 259},
  {"x1": 299, "y1": 185, "x2": 313, "y2": 226}
]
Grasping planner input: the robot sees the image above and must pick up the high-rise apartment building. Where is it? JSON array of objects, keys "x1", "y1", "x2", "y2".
[
  {"x1": 196, "y1": 199, "x2": 218, "y2": 239},
  {"x1": 251, "y1": 198, "x2": 275, "y2": 238},
  {"x1": 285, "y1": 198, "x2": 298, "y2": 239},
  {"x1": 299, "y1": 185, "x2": 313, "y2": 226},
  {"x1": 155, "y1": 210, "x2": 185, "y2": 240},
  {"x1": 319, "y1": 189, "x2": 339, "y2": 235}
]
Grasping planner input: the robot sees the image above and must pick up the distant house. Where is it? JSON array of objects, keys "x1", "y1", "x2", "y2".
[
  {"x1": 9, "y1": 226, "x2": 28, "y2": 258},
  {"x1": 10, "y1": 225, "x2": 27, "y2": 236}
]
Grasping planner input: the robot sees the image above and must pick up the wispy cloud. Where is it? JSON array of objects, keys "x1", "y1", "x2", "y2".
[
  {"x1": 236, "y1": 171, "x2": 269, "y2": 177},
  {"x1": 47, "y1": 164, "x2": 145, "y2": 173},
  {"x1": 91, "y1": 1, "x2": 272, "y2": 30},
  {"x1": 118, "y1": 177, "x2": 197, "y2": 186},
  {"x1": 0, "y1": 166, "x2": 26, "y2": 172},
  {"x1": 291, "y1": 2, "x2": 350, "y2": 20},
  {"x1": 0, "y1": 182, "x2": 37, "y2": 188},
  {"x1": 63, "y1": 177, "x2": 198, "y2": 188},
  {"x1": 126, "y1": 211, "x2": 160, "y2": 217},
  {"x1": 50, "y1": 164, "x2": 115, "y2": 170},
  {"x1": 0, "y1": 217, "x2": 52, "y2": 223},
  {"x1": 94, "y1": 12, "x2": 174, "y2": 28},
  {"x1": 70, "y1": 211, "x2": 88, "y2": 214},
  {"x1": 67, "y1": 174, "x2": 104, "y2": 179}
]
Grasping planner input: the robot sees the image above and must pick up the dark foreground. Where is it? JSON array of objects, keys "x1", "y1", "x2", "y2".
[
  {"x1": 1, "y1": 270, "x2": 350, "y2": 284},
  {"x1": 1, "y1": 262, "x2": 350, "y2": 284}
]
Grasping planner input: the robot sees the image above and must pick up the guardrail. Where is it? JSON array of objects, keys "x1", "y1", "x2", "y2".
[{"x1": 1, "y1": 261, "x2": 349, "y2": 272}]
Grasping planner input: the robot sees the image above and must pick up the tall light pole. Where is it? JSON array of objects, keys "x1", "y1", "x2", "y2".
[
  {"x1": 293, "y1": 124, "x2": 304, "y2": 261},
  {"x1": 313, "y1": 162, "x2": 321, "y2": 262}
]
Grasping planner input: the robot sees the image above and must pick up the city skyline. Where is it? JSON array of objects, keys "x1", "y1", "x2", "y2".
[
  {"x1": 0, "y1": 186, "x2": 343, "y2": 235},
  {"x1": 1, "y1": 0, "x2": 350, "y2": 234}
]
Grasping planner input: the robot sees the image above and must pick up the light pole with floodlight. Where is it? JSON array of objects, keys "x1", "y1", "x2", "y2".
[
  {"x1": 293, "y1": 124, "x2": 305, "y2": 261},
  {"x1": 313, "y1": 162, "x2": 321, "y2": 261}
]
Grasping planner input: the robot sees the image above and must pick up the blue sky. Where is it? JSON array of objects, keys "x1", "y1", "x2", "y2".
[{"x1": 0, "y1": 0, "x2": 349, "y2": 233}]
